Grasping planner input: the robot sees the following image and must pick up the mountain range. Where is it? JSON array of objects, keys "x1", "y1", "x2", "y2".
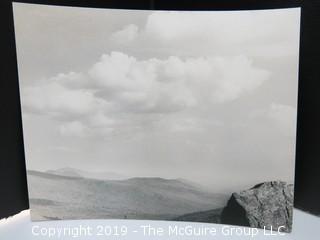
[
  {"x1": 46, "y1": 167, "x2": 127, "y2": 180},
  {"x1": 27, "y1": 169, "x2": 228, "y2": 221}
]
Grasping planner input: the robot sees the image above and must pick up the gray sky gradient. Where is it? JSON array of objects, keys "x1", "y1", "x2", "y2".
[{"x1": 13, "y1": 3, "x2": 300, "y2": 193}]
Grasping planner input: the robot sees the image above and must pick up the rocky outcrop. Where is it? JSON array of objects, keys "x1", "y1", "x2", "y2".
[{"x1": 221, "y1": 181, "x2": 294, "y2": 232}]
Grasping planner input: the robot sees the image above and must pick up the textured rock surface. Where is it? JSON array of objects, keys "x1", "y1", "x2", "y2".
[{"x1": 221, "y1": 181, "x2": 294, "y2": 232}]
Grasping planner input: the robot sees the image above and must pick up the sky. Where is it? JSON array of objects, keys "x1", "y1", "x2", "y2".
[{"x1": 13, "y1": 3, "x2": 300, "y2": 193}]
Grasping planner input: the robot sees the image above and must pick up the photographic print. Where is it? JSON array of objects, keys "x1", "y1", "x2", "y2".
[{"x1": 13, "y1": 3, "x2": 300, "y2": 231}]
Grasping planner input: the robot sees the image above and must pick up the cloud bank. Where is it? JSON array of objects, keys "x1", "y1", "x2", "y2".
[
  {"x1": 22, "y1": 52, "x2": 270, "y2": 137},
  {"x1": 111, "y1": 10, "x2": 300, "y2": 57}
]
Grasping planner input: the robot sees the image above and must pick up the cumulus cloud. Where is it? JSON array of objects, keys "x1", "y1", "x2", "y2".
[
  {"x1": 89, "y1": 52, "x2": 269, "y2": 106},
  {"x1": 21, "y1": 73, "x2": 113, "y2": 137},
  {"x1": 22, "y1": 81, "x2": 107, "y2": 118},
  {"x1": 22, "y1": 51, "x2": 269, "y2": 136},
  {"x1": 53, "y1": 72, "x2": 90, "y2": 89}
]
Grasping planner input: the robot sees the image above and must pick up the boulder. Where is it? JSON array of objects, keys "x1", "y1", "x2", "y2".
[{"x1": 221, "y1": 181, "x2": 294, "y2": 232}]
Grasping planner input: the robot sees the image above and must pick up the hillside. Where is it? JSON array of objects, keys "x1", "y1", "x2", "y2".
[{"x1": 27, "y1": 170, "x2": 228, "y2": 221}]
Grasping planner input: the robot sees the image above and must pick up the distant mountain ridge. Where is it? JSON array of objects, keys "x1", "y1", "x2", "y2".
[
  {"x1": 27, "y1": 170, "x2": 228, "y2": 221},
  {"x1": 46, "y1": 167, "x2": 127, "y2": 180}
]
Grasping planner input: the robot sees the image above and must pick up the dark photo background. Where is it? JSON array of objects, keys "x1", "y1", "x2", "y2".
[{"x1": 0, "y1": 0, "x2": 319, "y2": 220}]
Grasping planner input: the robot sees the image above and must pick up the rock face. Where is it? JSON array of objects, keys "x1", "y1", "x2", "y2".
[{"x1": 221, "y1": 181, "x2": 294, "y2": 232}]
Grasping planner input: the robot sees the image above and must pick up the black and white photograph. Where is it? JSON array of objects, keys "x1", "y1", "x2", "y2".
[{"x1": 13, "y1": 3, "x2": 300, "y2": 231}]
